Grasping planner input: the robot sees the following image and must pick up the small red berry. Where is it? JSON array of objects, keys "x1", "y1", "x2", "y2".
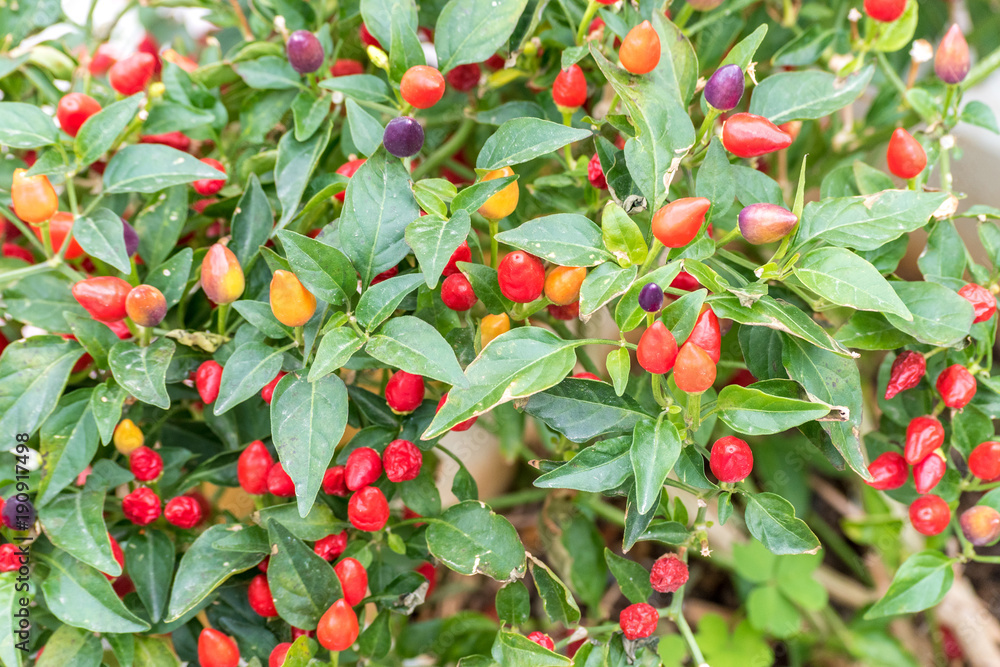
[
  {"x1": 587, "y1": 154, "x2": 607, "y2": 189},
  {"x1": 710, "y1": 436, "x2": 753, "y2": 483},
  {"x1": 317, "y1": 599, "x2": 359, "y2": 652},
  {"x1": 447, "y1": 63, "x2": 481, "y2": 92},
  {"x1": 959, "y1": 505, "x2": 1000, "y2": 546},
  {"x1": 323, "y1": 466, "x2": 350, "y2": 496},
  {"x1": 57, "y1": 93, "x2": 102, "y2": 137},
  {"x1": 345, "y1": 447, "x2": 383, "y2": 491},
  {"x1": 863, "y1": 0, "x2": 906, "y2": 22},
  {"x1": 968, "y1": 441, "x2": 1000, "y2": 481},
  {"x1": 913, "y1": 450, "x2": 947, "y2": 494},
  {"x1": 261, "y1": 371, "x2": 286, "y2": 404},
  {"x1": 401, "y1": 65, "x2": 446, "y2": 109},
  {"x1": 619, "y1": 602, "x2": 658, "y2": 640},
  {"x1": 238, "y1": 440, "x2": 274, "y2": 495},
  {"x1": 722, "y1": 113, "x2": 793, "y2": 158},
  {"x1": 885, "y1": 350, "x2": 926, "y2": 400},
  {"x1": 192, "y1": 158, "x2": 226, "y2": 196},
  {"x1": 267, "y1": 463, "x2": 296, "y2": 497},
  {"x1": 619, "y1": 20, "x2": 660, "y2": 75},
  {"x1": 936, "y1": 24, "x2": 970, "y2": 85},
  {"x1": 864, "y1": 451, "x2": 909, "y2": 490},
  {"x1": 637, "y1": 321, "x2": 677, "y2": 375},
  {"x1": 649, "y1": 554, "x2": 689, "y2": 593},
  {"x1": 248, "y1": 573, "x2": 278, "y2": 617},
  {"x1": 441, "y1": 273, "x2": 478, "y2": 311},
  {"x1": 383, "y1": 439, "x2": 423, "y2": 482},
  {"x1": 958, "y1": 283, "x2": 997, "y2": 323},
  {"x1": 498, "y1": 251, "x2": 545, "y2": 303},
  {"x1": 442, "y1": 241, "x2": 471, "y2": 277},
  {"x1": 164, "y1": 496, "x2": 204, "y2": 529},
  {"x1": 104, "y1": 534, "x2": 125, "y2": 580},
  {"x1": 0, "y1": 544, "x2": 21, "y2": 572},
  {"x1": 348, "y1": 486, "x2": 390, "y2": 532},
  {"x1": 909, "y1": 494, "x2": 951, "y2": 536},
  {"x1": 936, "y1": 364, "x2": 976, "y2": 409},
  {"x1": 195, "y1": 360, "x2": 223, "y2": 404},
  {"x1": 359, "y1": 24, "x2": 382, "y2": 49},
  {"x1": 673, "y1": 341, "x2": 716, "y2": 394},
  {"x1": 314, "y1": 531, "x2": 348, "y2": 561},
  {"x1": 269, "y1": 643, "x2": 292, "y2": 667},
  {"x1": 685, "y1": 306, "x2": 721, "y2": 364},
  {"x1": 198, "y1": 628, "x2": 240, "y2": 667},
  {"x1": 129, "y1": 446, "x2": 163, "y2": 482},
  {"x1": 334, "y1": 158, "x2": 366, "y2": 203},
  {"x1": 652, "y1": 197, "x2": 711, "y2": 248},
  {"x1": 108, "y1": 53, "x2": 156, "y2": 96},
  {"x1": 385, "y1": 370, "x2": 425, "y2": 413},
  {"x1": 122, "y1": 487, "x2": 161, "y2": 526},
  {"x1": 904, "y1": 415, "x2": 945, "y2": 465},
  {"x1": 334, "y1": 557, "x2": 369, "y2": 606},
  {"x1": 886, "y1": 128, "x2": 926, "y2": 180},
  {"x1": 527, "y1": 632, "x2": 555, "y2": 651},
  {"x1": 416, "y1": 561, "x2": 438, "y2": 596},
  {"x1": 331, "y1": 59, "x2": 364, "y2": 77},
  {"x1": 552, "y1": 64, "x2": 587, "y2": 109}
]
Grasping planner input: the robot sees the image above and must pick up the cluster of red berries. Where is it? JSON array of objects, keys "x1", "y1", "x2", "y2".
[{"x1": 637, "y1": 295, "x2": 722, "y2": 395}]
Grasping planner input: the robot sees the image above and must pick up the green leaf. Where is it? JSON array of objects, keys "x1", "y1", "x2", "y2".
[
  {"x1": 534, "y1": 436, "x2": 632, "y2": 492},
  {"x1": 883, "y1": 281, "x2": 975, "y2": 347},
  {"x1": 340, "y1": 148, "x2": 421, "y2": 286},
  {"x1": 496, "y1": 214, "x2": 611, "y2": 267},
  {"x1": 624, "y1": 482, "x2": 659, "y2": 551},
  {"x1": 795, "y1": 190, "x2": 949, "y2": 251},
  {"x1": 423, "y1": 327, "x2": 575, "y2": 437},
  {"x1": 235, "y1": 56, "x2": 302, "y2": 89},
  {"x1": 277, "y1": 230, "x2": 356, "y2": 306},
  {"x1": 276, "y1": 120, "x2": 332, "y2": 228},
  {"x1": 406, "y1": 209, "x2": 472, "y2": 288},
  {"x1": 733, "y1": 164, "x2": 786, "y2": 207},
  {"x1": 271, "y1": 373, "x2": 350, "y2": 517},
  {"x1": 523, "y1": 378, "x2": 652, "y2": 443},
  {"x1": 345, "y1": 99, "x2": 384, "y2": 157},
  {"x1": 871, "y1": 0, "x2": 917, "y2": 52},
  {"x1": 457, "y1": 261, "x2": 512, "y2": 315},
  {"x1": 267, "y1": 521, "x2": 342, "y2": 629},
  {"x1": 434, "y1": 0, "x2": 530, "y2": 72},
  {"x1": 716, "y1": 383, "x2": 832, "y2": 436},
  {"x1": 796, "y1": 247, "x2": 911, "y2": 319},
  {"x1": 257, "y1": 502, "x2": 341, "y2": 542},
  {"x1": 426, "y1": 500, "x2": 527, "y2": 581},
  {"x1": 631, "y1": 419, "x2": 682, "y2": 514},
  {"x1": 40, "y1": 550, "x2": 150, "y2": 632},
  {"x1": 961, "y1": 100, "x2": 999, "y2": 134},
  {"x1": 39, "y1": 489, "x2": 118, "y2": 575},
  {"x1": 491, "y1": 630, "x2": 572, "y2": 667},
  {"x1": 579, "y1": 262, "x2": 637, "y2": 319},
  {"x1": 37, "y1": 389, "x2": 98, "y2": 506},
  {"x1": 743, "y1": 492, "x2": 820, "y2": 555},
  {"x1": 452, "y1": 174, "x2": 518, "y2": 214},
  {"x1": 166, "y1": 524, "x2": 264, "y2": 621},
  {"x1": 496, "y1": 581, "x2": 531, "y2": 625},
  {"x1": 0, "y1": 101, "x2": 58, "y2": 148},
  {"x1": 214, "y1": 342, "x2": 286, "y2": 414},
  {"x1": 528, "y1": 555, "x2": 581, "y2": 624},
  {"x1": 318, "y1": 74, "x2": 392, "y2": 103},
  {"x1": 696, "y1": 138, "x2": 736, "y2": 219},
  {"x1": 748, "y1": 66, "x2": 874, "y2": 124},
  {"x1": 605, "y1": 548, "x2": 654, "y2": 604},
  {"x1": 367, "y1": 316, "x2": 468, "y2": 387},
  {"x1": 134, "y1": 636, "x2": 180, "y2": 667},
  {"x1": 607, "y1": 347, "x2": 630, "y2": 397},
  {"x1": 865, "y1": 551, "x2": 955, "y2": 619},
  {"x1": 108, "y1": 338, "x2": 176, "y2": 410},
  {"x1": 144, "y1": 102, "x2": 217, "y2": 135},
  {"x1": 231, "y1": 174, "x2": 273, "y2": 266},
  {"x1": 134, "y1": 186, "x2": 189, "y2": 269},
  {"x1": 146, "y1": 247, "x2": 194, "y2": 310},
  {"x1": 291, "y1": 89, "x2": 329, "y2": 141},
  {"x1": 356, "y1": 272, "x2": 425, "y2": 330},
  {"x1": 73, "y1": 208, "x2": 131, "y2": 273},
  {"x1": 90, "y1": 380, "x2": 126, "y2": 445},
  {"x1": 835, "y1": 311, "x2": 915, "y2": 351},
  {"x1": 476, "y1": 119, "x2": 592, "y2": 171},
  {"x1": 710, "y1": 294, "x2": 851, "y2": 357},
  {"x1": 125, "y1": 529, "x2": 175, "y2": 623},
  {"x1": 308, "y1": 328, "x2": 365, "y2": 381},
  {"x1": 0, "y1": 335, "x2": 82, "y2": 437},
  {"x1": 233, "y1": 300, "x2": 291, "y2": 339},
  {"x1": 103, "y1": 145, "x2": 225, "y2": 194},
  {"x1": 35, "y1": 625, "x2": 102, "y2": 667},
  {"x1": 917, "y1": 220, "x2": 967, "y2": 282},
  {"x1": 601, "y1": 202, "x2": 648, "y2": 268},
  {"x1": 0, "y1": 573, "x2": 30, "y2": 667},
  {"x1": 74, "y1": 94, "x2": 142, "y2": 167}
]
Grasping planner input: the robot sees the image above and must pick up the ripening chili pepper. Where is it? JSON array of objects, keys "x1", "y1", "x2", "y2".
[
  {"x1": 122, "y1": 487, "x2": 161, "y2": 526},
  {"x1": 261, "y1": 371, "x2": 286, "y2": 404},
  {"x1": 685, "y1": 305, "x2": 721, "y2": 363},
  {"x1": 526, "y1": 632, "x2": 555, "y2": 651},
  {"x1": 3, "y1": 242, "x2": 33, "y2": 263},
  {"x1": 125, "y1": 284, "x2": 167, "y2": 328},
  {"x1": 383, "y1": 116, "x2": 424, "y2": 158},
  {"x1": 446, "y1": 62, "x2": 481, "y2": 91},
  {"x1": 969, "y1": 441, "x2": 1000, "y2": 481},
  {"x1": 323, "y1": 466, "x2": 350, "y2": 496},
  {"x1": 959, "y1": 505, "x2": 1000, "y2": 546},
  {"x1": 863, "y1": 0, "x2": 906, "y2": 22},
  {"x1": 909, "y1": 494, "x2": 950, "y2": 536},
  {"x1": 332, "y1": 59, "x2": 365, "y2": 77},
  {"x1": 248, "y1": 573, "x2": 279, "y2": 617},
  {"x1": 651, "y1": 197, "x2": 711, "y2": 248},
  {"x1": 270, "y1": 270, "x2": 316, "y2": 327},
  {"x1": 935, "y1": 24, "x2": 970, "y2": 85},
  {"x1": 0, "y1": 544, "x2": 20, "y2": 572},
  {"x1": 864, "y1": 451, "x2": 909, "y2": 490},
  {"x1": 886, "y1": 128, "x2": 926, "y2": 180},
  {"x1": 198, "y1": 628, "x2": 240, "y2": 667},
  {"x1": 317, "y1": 599, "x2": 360, "y2": 651},
  {"x1": 704, "y1": 64, "x2": 745, "y2": 111},
  {"x1": 436, "y1": 393, "x2": 478, "y2": 431},
  {"x1": 710, "y1": 436, "x2": 753, "y2": 483},
  {"x1": 385, "y1": 370, "x2": 425, "y2": 413},
  {"x1": 650, "y1": 553, "x2": 689, "y2": 593},
  {"x1": 164, "y1": 495, "x2": 204, "y2": 529},
  {"x1": 441, "y1": 273, "x2": 478, "y2": 311},
  {"x1": 334, "y1": 158, "x2": 366, "y2": 203},
  {"x1": 89, "y1": 43, "x2": 117, "y2": 76},
  {"x1": 32, "y1": 212, "x2": 84, "y2": 259},
  {"x1": 348, "y1": 485, "x2": 390, "y2": 531},
  {"x1": 401, "y1": 65, "x2": 446, "y2": 108},
  {"x1": 587, "y1": 153, "x2": 607, "y2": 189},
  {"x1": 359, "y1": 23, "x2": 381, "y2": 49},
  {"x1": 129, "y1": 446, "x2": 163, "y2": 482},
  {"x1": 737, "y1": 203, "x2": 798, "y2": 245},
  {"x1": 619, "y1": 20, "x2": 660, "y2": 75},
  {"x1": 334, "y1": 557, "x2": 369, "y2": 606},
  {"x1": 345, "y1": 447, "x2": 383, "y2": 491},
  {"x1": 498, "y1": 250, "x2": 545, "y2": 303},
  {"x1": 104, "y1": 534, "x2": 125, "y2": 580},
  {"x1": 11, "y1": 169, "x2": 58, "y2": 224},
  {"x1": 195, "y1": 360, "x2": 223, "y2": 405},
  {"x1": 619, "y1": 603, "x2": 658, "y2": 640},
  {"x1": 443, "y1": 241, "x2": 471, "y2": 277},
  {"x1": 958, "y1": 283, "x2": 997, "y2": 323},
  {"x1": 192, "y1": 158, "x2": 227, "y2": 196},
  {"x1": 904, "y1": 415, "x2": 945, "y2": 465},
  {"x1": 478, "y1": 167, "x2": 519, "y2": 220},
  {"x1": 201, "y1": 243, "x2": 245, "y2": 305},
  {"x1": 238, "y1": 440, "x2": 274, "y2": 495},
  {"x1": 72, "y1": 276, "x2": 132, "y2": 322},
  {"x1": 287, "y1": 30, "x2": 325, "y2": 74},
  {"x1": 552, "y1": 64, "x2": 587, "y2": 109},
  {"x1": 936, "y1": 364, "x2": 976, "y2": 409},
  {"x1": 1, "y1": 496, "x2": 34, "y2": 531},
  {"x1": 267, "y1": 463, "x2": 296, "y2": 497},
  {"x1": 544, "y1": 266, "x2": 587, "y2": 306},
  {"x1": 113, "y1": 419, "x2": 144, "y2": 455},
  {"x1": 637, "y1": 321, "x2": 678, "y2": 374},
  {"x1": 57, "y1": 93, "x2": 101, "y2": 137},
  {"x1": 314, "y1": 531, "x2": 348, "y2": 561},
  {"x1": 481, "y1": 312, "x2": 510, "y2": 347},
  {"x1": 108, "y1": 52, "x2": 156, "y2": 96},
  {"x1": 885, "y1": 350, "x2": 926, "y2": 400},
  {"x1": 139, "y1": 131, "x2": 191, "y2": 151},
  {"x1": 269, "y1": 643, "x2": 292, "y2": 667},
  {"x1": 673, "y1": 341, "x2": 716, "y2": 393},
  {"x1": 638, "y1": 283, "x2": 664, "y2": 313},
  {"x1": 913, "y1": 450, "x2": 947, "y2": 494},
  {"x1": 722, "y1": 113, "x2": 793, "y2": 158},
  {"x1": 382, "y1": 439, "x2": 422, "y2": 482}
]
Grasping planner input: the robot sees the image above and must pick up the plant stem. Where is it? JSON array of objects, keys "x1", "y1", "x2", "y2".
[
  {"x1": 714, "y1": 226, "x2": 742, "y2": 248},
  {"x1": 580, "y1": 493, "x2": 626, "y2": 526},
  {"x1": 217, "y1": 304, "x2": 230, "y2": 337},
  {"x1": 0, "y1": 207, "x2": 46, "y2": 254},
  {"x1": 486, "y1": 487, "x2": 550, "y2": 509},
  {"x1": 228, "y1": 0, "x2": 254, "y2": 41},
  {"x1": 575, "y1": 0, "x2": 600, "y2": 45},
  {"x1": 489, "y1": 219, "x2": 500, "y2": 270},
  {"x1": 673, "y1": 2, "x2": 695, "y2": 29},
  {"x1": 0, "y1": 260, "x2": 55, "y2": 285},
  {"x1": 694, "y1": 107, "x2": 720, "y2": 147},
  {"x1": 687, "y1": 391, "x2": 702, "y2": 432},
  {"x1": 639, "y1": 239, "x2": 664, "y2": 275},
  {"x1": 412, "y1": 117, "x2": 476, "y2": 181}
]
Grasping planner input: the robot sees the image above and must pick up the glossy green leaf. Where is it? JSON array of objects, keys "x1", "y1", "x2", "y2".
[
  {"x1": 103, "y1": 144, "x2": 225, "y2": 194},
  {"x1": 37, "y1": 389, "x2": 97, "y2": 506},
  {"x1": 496, "y1": 581, "x2": 531, "y2": 625},
  {"x1": 796, "y1": 247, "x2": 911, "y2": 319},
  {"x1": 406, "y1": 209, "x2": 471, "y2": 288},
  {"x1": 605, "y1": 548, "x2": 654, "y2": 604},
  {"x1": 356, "y1": 272, "x2": 425, "y2": 330},
  {"x1": 277, "y1": 230, "x2": 356, "y2": 306},
  {"x1": 743, "y1": 492, "x2": 820, "y2": 555},
  {"x1": 716, "y1": 383, "x2": 832, "y2": 435},
  {"x1": 135, "y1": 186, "x2": 189, "y2": 269},
  {"x1": 345, "y1": 99, "x2": 384, "y2": 157},
  {"x1": 267, "y1": 521, "x2": 342, "y2": 629},
  {"x1": 523, "y1": 378, "x2": 652, "y2": 443},
  {"x1": 457, "y1": 261, "x2": 512, "y2": 315},
  {"x1": 275, "y1": 120, "x2": 332, "y2": 228},
  {"x1": 630, "y1": 419, "x2": 682, "y2": 514},
  {"x1": 0, "y1": 335, "x2": 82, "y2": 437},
  {"x1": 145, "y1": 247, "x2": 193, "y2": 310},
  {"x1": 73, "y1": 208, "x2": 131, "y2": 273},
  {"x1": 435, "y1": 0, "x2": 530, "y2": 72},
  {"x1": 367, "y1": 316, "x2": 468, "y2": 386},
  {"x1": 125, "y1": 528, "x2": 175, "y2": 623},
  {"x1": 108, "y1": 338, "x2": 175, "y2": 410},
  {"x1": 528, "y1": 555, "x2": 581, "y2": 624},
  {"x1": 308, "y1": 328, "x2": 365, "y2": 381},
  {"x1": 35, "y1": 624, "x2": 101, "y2": 667},
  {"x1": 214, "y1": 342, "x2": 286, "y2": 414},
  {"x1": 231, "y1": 174, "x2": 273, "y2": 266},
  {"x1": 477, "y1": 119, "x2": 591, "y2": 171},
  {"x1": 579, "y1": 262, "x2": 637, "y2": 320},
  {"x1": 451, "y1": 175, "x2": 518, "y2": 214},
  {"x1": 41, "y1": 550, "x2": 150, "y2": 632},
  {"x1": 865, "y1": 551, "x2": 955, "y2": 618},
  {"x1": 134, "y1": 636, "x2": 180, "y2": 667},
  {"x1": 496, "y1": 214, "x2": 611, "y2": 267},
  {"x1": 74, "y1": 94, "x2": 142, "y2": 168},
  {"x1": 39, "y1": 489, "x2": 118, "y2": 575},
  {"x1": 883, "y1": 281, "x2": 975, "y2": 347},
  {"x1": 235, "y1": 56, "x2": 302, "y2": 89},
  {"x1": 426, "y1": 500, "x2": 527, "y2": 581},
  {"x1": 710, "y1": 294, "x2": 851, "y2": 357},
  {"x1": 534, "y1": 436, "x2": 632, "y2": 492},
  {"x1": 490, "y1": 630, "x2": 572, "y2": 667},
  {"x1": 0, "y1": 101, "x2": 57, "y2": 148},
  {"x1": 748, "y1": 66, "x2": 874, "y2": 124}
]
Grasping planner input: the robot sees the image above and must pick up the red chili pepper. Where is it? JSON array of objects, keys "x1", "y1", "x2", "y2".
[
  {"x1": 401, "y1": 65, "x2": 446, "y2": 109},
  {"x1": 587, "y1": 153, "x2": 607, "y2": 189},
  {"x1": 722, "y1": 113, "x2": 793, "y2": 158},
  {"x1": 864, "y1": 451, "x2": 909, "y2": 490},
  {"x1": 348, "y1": 486, "x2": 390, "y2": 531},
  {"x1": 936, "y1": 364, "x2": 976, "y2": 409},
  {"x1": 619, "y1": 602, "x2": 658, "y2": 640},
  {"x1": 957, "y1": 283, "x2": 997, "y2": 323},
  {"x1": 904, "y1": 415, "x2": 944, "y2": 465},
  {"x1": 198, "y1": 628, "x2": 240, "y2": 667},
  {"x1": 331, "y1": 59, "x2": 365, "y2": 77},
  {"x1": 89, "y1": 43, "x2": 117, "y2": 76},
  {"x1": 261, "y1": 371, "x2": 286, "y2": 404},
  {"x1": 122, "y1": 487, "x2": 161, "y2": 526},
  {"x1": 269, "y1": 643, "x2": 292, "y2": 667},
  {"x1": 323, "y1": 466, "x2": 350, "y2": 496},
  {"x1": 129, "y1": 446, "x2": 163, "y2": 482},
  {"x1": 637, "y1": 321, "x2": 677, "y2": 374},
  {"x1": 192, "y1": 158, "x2": 227, "y2": 196},
  {"x1": 673, "y1": 341, "x2": 717, "y2": 393},
  {"x1": 238, "y1": 440, "x2": 274, "y2": 495},
  {"x1": 685, "y1": 305, "x2": 721, "y2": 363},
  {"x1": 619, "y1": 20, "x2": 660, "y2": 75},
  {"x1": 139, "y1": 131, "x2": 191, "y2": 152},
  {"x1": 334, "y1": 158, "x2": 366, "y2": 202},
  {"x1": 103, "y1": 534, "x2": 125, "y2": 580},
  {"x1": 164, "y1": 495, "x2": 204, "y2": 529},
  {"x1": 498, "y1": 250, "x2": 545, "y2": 303},
  {"x1": 935, "y1": 24, "x2": 970, "y2": 85},
  {"x1": 385, "y1": 370, "x2": 425, "y2": 413},
  {"x1": 195, "y1": 360, "x2": 223, "y2": 404},
  {"x1": 334, "y1": 557, "x2": 369, "y2": 606},
  {"x1": 72, "y1": 276, "x2": 132, "y2": 322},
  {"x1": 446, "y1": 63, "x2": 481, "y2": 92},
  {"x1": 552, "y1": 64, "x2": 587, "y2": 109},
  {"x1": 968, "y1": 441, "x2": 1000, "y2": 481},
  {"x1": 442, "y1": 241, "x2": 471, "y2": 277},
  {"x1": 884, "y1": 350, "x2": 926, "y2": 400},
  {"x1": 247, "y1": 573, "x2": 278, "y2": 617},
  {"x1": 886, "y1": 128, "x2": 926, "y2": 180},
  {"x1": 710, "y1": 436, "x2": 753, "y2": 483},
  {"x1": 863, "y1": 0, "x2": 906, "y2": 22},
  {"x1": 959, "y1": 505, "x2": 1000, "y2": 546},
  {"x1": 317, "y1": 599, "x2": 359, "y2": 651},
  {"x1": 651, "y1": 197, "x2": 711, "y2": 248},
  {"x1": 527, "y1": 632, "x2": 555, "y2": 651},
  {"x1": 913, "y1": 450, "x2": 947, "y2": 494},
  {"x1": 267, "y1": 463, "x2": 295, "y2": 497},
  {"x1": 436, "y1": 393, "x2": 478, "y2": 431},
  {"x1": 57, "y1": 93, "x2": 101, "y2": 137},
  {"x1": 345, "y1": 447, "x2": 383, "y2": 490},
  {"x1": 382, "y1": 439, "x2": 423, "y2": 482},
  {"x1": 108, "y1": 52, "x2": 156, "y2": 96},
  {"x1": 441, "y1": 273, "x2": 478, "y2": 311},
  {"x1": 649, "y1": 553, "x2": 689, "y2": 593},
  {"x1": 314, "y1": 531, "x2": 348, "y2": 561},
  {"x1": 909, "y1": 494, "x2": 950, "y2": 536}
]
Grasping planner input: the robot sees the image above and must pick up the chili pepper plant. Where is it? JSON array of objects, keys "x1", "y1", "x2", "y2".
[{"x1": 1, "y1": 0, "x2": 1000, "y2": 665}]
